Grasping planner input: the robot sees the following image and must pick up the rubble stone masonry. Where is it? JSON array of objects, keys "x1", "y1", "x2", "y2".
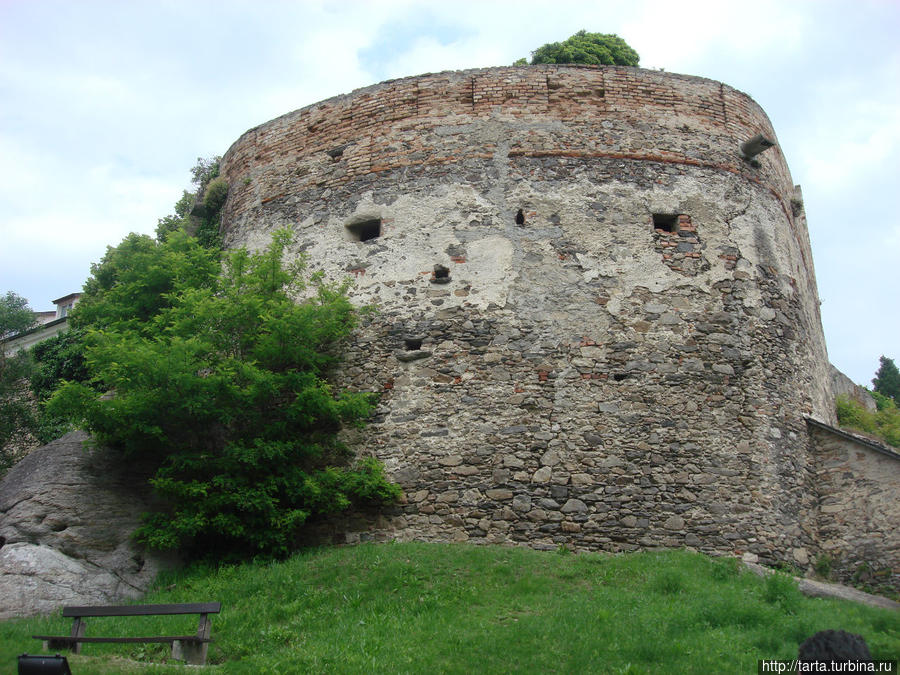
[{"x1": 219, "y1": 65, "x2": 896, "y2": 586}]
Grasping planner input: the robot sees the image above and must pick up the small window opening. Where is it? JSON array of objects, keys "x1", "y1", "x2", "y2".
[
  {"x1": 613, "y1": 373, "x2": 630, "y2": 382},
  {"x1": 515, "y1": 209, "x2": 525, "y2": 225},
  {"x1": 346, "y1": 218, "x2": 382, "y2": 242},
  {"x1": 431, "y1": 264, "x2": 451, "y2": 284},
  {"x1": 404, "y1": 338, "x2": 423, "y2": 351},
  {"x1": 326, "y1": 145, "x2": 347, "y2": 159},
  {"x1": 653, "y1": 214, "x2": 678, "y2": 233}
]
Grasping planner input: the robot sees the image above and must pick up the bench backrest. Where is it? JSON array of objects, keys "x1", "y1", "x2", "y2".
[{"x1": 62, "y1": 603, "x2": 221, "y2": 618}]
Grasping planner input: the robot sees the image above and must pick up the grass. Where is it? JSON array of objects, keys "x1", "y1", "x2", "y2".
[{"x1": 1, "y1": 543, "x2": 897, "y2": 673}]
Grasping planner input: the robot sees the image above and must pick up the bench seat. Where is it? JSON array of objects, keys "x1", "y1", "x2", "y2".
[
  {"x1": 33, "y1": 602, "x2": 220, "y2": 666},
  {"x1": 33, "y1": 635, "x2": 213, "y2": 644}
]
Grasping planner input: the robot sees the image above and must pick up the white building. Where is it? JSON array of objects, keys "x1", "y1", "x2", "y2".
[{"x1": 1, "y1": 293, "x2": 81, "y2": 356}]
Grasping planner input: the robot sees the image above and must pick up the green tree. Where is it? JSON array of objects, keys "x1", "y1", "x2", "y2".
[
  {"x1": 49, "y1": 230, "x2": 399, "y2": 560},
  {"x1": 0, "y1": 292, "x2": 38, "y2": 474},
  {"x1": 872, "y1": 356, "x2": 900, "y2": 404},
  {"x1": 0, "y1": 291, "x2": 36, "y2": 339},
  {"x1": 520, "y1": 30, "x2": 640, "y2": 67},
  {"x1": 155, "y1": 190, "x2": 195, "y2": 242},
  {"x1": 74, "y1": 230, "x2": 220, "y2": 334}
]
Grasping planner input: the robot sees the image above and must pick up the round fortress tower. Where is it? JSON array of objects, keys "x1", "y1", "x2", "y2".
[{"x1": 220, "y1": 65, "x2": 835, "y2": 565}]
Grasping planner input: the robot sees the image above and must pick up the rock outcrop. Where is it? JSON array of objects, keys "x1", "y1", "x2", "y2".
[{"x1": 0, "y1": 431, "x2": 174, "y2": 619}]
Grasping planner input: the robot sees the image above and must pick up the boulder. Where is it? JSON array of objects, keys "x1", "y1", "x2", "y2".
[{"x1": 0, "y1": 431, "x2": 175, "y2": 620}]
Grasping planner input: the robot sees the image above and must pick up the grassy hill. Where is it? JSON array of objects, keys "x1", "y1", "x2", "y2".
[{"x1": 1, "y1": 543, "x2": 897, "y2": 673}]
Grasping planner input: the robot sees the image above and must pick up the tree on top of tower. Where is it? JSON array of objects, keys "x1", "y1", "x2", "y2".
[{"x1": 514, "y1": 31, "x2": 640, "y2": 67}]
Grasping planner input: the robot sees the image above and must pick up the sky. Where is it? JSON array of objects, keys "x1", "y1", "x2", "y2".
[{"x1": 0, "y1": 0, "x2": 897, "y2": 387}]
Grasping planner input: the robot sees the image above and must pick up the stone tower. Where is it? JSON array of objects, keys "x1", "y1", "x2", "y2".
[{"x1": 219, "y1": 65, "x2": 838, "y2": 567}]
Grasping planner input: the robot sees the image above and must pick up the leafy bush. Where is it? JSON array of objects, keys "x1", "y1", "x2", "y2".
[
  {"x1": 203, "y1": 176, "x2": 228, "y2": 213},
  {"x1": 813, "y1": 554, "x2": 832, "y2": 580},
  {"x1": 0, "y1": 352, "x2": 36, "y2": 476},
  {"x1": 156, "y1": 156, "x2": 224, "y2": 249},
  {"x1": 523, "y1": 31, "x2": 640, "y2": 67},
  {"x1": 26, "y1": 329, "x2": 91, "y2": 443},
  {"x1": 50, "y1": 229, "x2": 399, "y2": 560},
  {"x1": 836, "y1": 395, "x2": 876, "y2": 430},
  {"x1": 30, "y1": 329, "x2": 89, "y2": 401},
  {"x1": 1, "y1": 292, "x2": 39, "y2": 471},
  {"x1": 836, "y1": 394, "x2": 900, "y2": 448},
  {"x1": 762, "y1": 572, "x2": 801, "y2": 613}
]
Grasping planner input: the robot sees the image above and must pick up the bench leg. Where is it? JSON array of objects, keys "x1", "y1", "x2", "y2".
[
  {"x1": 172, "y1": 639, "x2": 208, "y2": 666},
  {"x1": 69, "y1": 617, "x2": 85, "y2": 654},
  {"x1": 44, "y1": 618, "x2": 84, "y2": 654}
]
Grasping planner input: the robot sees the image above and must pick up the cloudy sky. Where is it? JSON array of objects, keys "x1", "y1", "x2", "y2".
[{"x1": 0, "y1": 0, "x2": 897, "y2": 386}]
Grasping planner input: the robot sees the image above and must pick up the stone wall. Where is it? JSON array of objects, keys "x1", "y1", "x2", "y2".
[
  {"x1": 219, "y1": 65, "x2": 844, "y2": 573},
  {"x1": 830, "y1": 364, "x2": 877, "y2": 413},
  {"x1": 808, "y1": 420, "x2": 899, "y2": 592}
]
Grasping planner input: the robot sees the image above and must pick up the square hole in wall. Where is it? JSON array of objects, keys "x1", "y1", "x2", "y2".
[
  {"x1": 652, "y1": 214, "x2": 679, "y2": 233},
  {"x1": 346, "y1": 218, "x2": 382, "y2": 242}
]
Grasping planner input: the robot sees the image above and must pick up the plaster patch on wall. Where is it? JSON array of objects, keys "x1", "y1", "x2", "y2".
[{"x1": 458, "y1": 236, "x2": 515, "y2": 310}]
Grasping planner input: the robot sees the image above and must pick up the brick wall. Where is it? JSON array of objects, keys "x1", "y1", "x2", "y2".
[{"x1": 222, "y1": 66, "x2": 792, "y2": 235}]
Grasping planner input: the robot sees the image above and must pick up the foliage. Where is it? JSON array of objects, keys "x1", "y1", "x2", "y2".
[
  {"x1": 30, "y1": 329, "x2": 89, "y2": 401},
  {"x1": 0, "y1": 292, "x2": 38, "y2": 473},
  {"x1": 196, "y1": 174, "x2": 227, "y2": 249},
  {"x1": 873, "y1": 355, "x2": 900, "y2": 404},
  {"x1": 835, "y1": 394, "x2": 900, "y2": 448},
  {"x1": 73, "y1": 230, "x2": 220, "y2": 335},
  {"x1": 762, "y1": 572, "x2": 802, "y2": 613},
  {"x1": 813, "y1": 554, "x2": 833, "y2": 580},
  {"x1": 522, "y1": 30, "x2": 640, "y2": 67},
  {"x1": 190, "y1": 155, "x2": 220, "y2": 188},
  {"x1": 0, "y1": 291, "x2": 36, "y2": 339},
  {"x1": 203, "y1": 176, "x2": 228, "y2": 213},
  {"x1": 29, "y1": 328, "x2": 89, "y2": 443},
  {"x1": 155, "y1": 156, "x2": 225, "y2": 249},
  {"x1": 0, "y1": 350, "x2": 35, "y2": 476},
  {"x1": 49, "y1": 229, "x2": 399, "y2": 560},
  {"x1": 154, "y1": 190, "x2": 194, "y2": 242},
  {"x1": 1, "y1": 544, "x2": 896, "y2": 672}
]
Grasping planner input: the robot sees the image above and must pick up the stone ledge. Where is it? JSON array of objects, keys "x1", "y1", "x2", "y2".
[{"x1": 743, "y1": 561, "x2": 899, "y2": 611}]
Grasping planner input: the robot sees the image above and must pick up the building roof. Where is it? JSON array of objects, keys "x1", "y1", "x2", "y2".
[
  {"x1": 51, "y1": 292, "x2": 81, "y2": 305},
  {"x1": 806, "y1": 417, "x2": 900, "y2": 461}
]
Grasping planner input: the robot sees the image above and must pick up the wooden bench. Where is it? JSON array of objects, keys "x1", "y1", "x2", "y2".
[{"x1": 33, "y1": 602, "x2": 221, "y2": 666}]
